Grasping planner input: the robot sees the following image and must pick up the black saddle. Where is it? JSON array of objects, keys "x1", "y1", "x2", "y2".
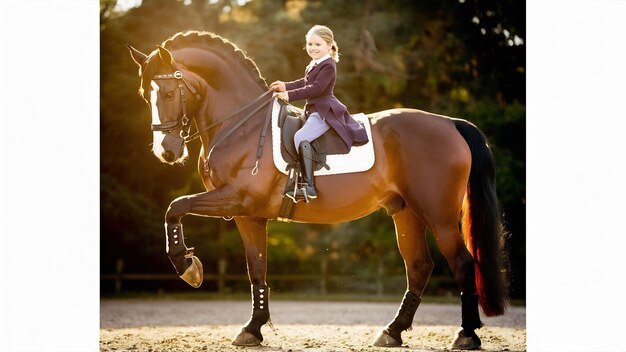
[{"x1": 277, "y1": 100, "x2": 349, "y2": 171}]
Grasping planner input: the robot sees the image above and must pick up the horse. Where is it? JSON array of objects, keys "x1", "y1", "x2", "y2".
[{"x1": 126, "y1": 30, "x2": 508, "y2": 350}]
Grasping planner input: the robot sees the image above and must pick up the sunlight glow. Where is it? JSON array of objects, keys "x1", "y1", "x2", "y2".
[{"x1": 113, "y1": 0, "x2": 142, "y2": 12}]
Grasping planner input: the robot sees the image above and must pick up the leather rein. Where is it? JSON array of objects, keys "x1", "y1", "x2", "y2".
[{"x1": 150, "y1": 68, "x2": 275, "y2": 174}]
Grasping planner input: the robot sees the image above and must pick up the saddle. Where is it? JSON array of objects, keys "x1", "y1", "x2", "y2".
[
  {"x1": 277, "y1": 100, "x2": 350, "y2": 171},
  {"x1": 274, "y1": 100, "x2": 374, "y2": 222}
]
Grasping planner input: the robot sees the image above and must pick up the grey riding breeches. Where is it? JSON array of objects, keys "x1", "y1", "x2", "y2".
[{"x1": 293, "y1": 112, "x2": 330, "y2": 151}]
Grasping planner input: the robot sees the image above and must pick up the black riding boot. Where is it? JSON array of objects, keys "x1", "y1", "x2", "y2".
[{"x1": 286, "y1": 140, "x2": 317, "y2": 201}]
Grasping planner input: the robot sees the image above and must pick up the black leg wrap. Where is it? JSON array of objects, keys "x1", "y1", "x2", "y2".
[
  {"x1": 384, "y1": 291, "x2": 421, "y2": 344},
  {"x1": 242, "y1": 284, "x2": 271, "y2": 341},
  {"x1": 166, "y1": 223, "x2": 191, "y2": 275},
  {"x1": 461, "y1": 292, "x2": 484, "y2": 332}
]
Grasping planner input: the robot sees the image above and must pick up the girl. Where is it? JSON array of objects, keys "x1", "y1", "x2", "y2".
[{"x1": 270, "y1": 25, "x2": 369, "y2": 201}]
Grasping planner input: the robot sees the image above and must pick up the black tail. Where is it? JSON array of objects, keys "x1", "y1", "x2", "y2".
[{"x1": 454, "y1": 119, "x2": 509, "y2": 316}]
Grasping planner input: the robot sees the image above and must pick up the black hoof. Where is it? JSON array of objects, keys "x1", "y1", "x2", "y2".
[
  {"x1": 232, "y1": 330, "x2": 262, "y2": 346},
  {"x1": 372, "y1": 329, "x2": 402, "y2": 347},
  {"x1": 450, "y1": 328, "x2": 481, "y2": 350}
]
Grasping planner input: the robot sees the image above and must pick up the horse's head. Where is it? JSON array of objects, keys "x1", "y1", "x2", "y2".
[{"x1": 128, "y1": 44, "x2": 204, "y2": 165}]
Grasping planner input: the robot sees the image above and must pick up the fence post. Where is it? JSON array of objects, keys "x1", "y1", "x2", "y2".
[
  {"x1": 218, "y1": 257, "x2": 227, "y2": 293},
  {"x1": 377, "y1": 258, "x2": 384, "y2": 297},
  {"x1": 115, "y1": 258, "x2": 124, "y2": 294},
  {"x1": 320, "y1": 256, "x2": 328, "y2": 295}
]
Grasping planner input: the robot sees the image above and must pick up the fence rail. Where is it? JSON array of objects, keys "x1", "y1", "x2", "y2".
[{"x1": 101, "y1": 259, "x2": 456, "y2": 296}]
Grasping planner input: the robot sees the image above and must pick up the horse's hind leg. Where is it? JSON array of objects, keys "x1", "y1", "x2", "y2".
[
  {"x1": 373, "y1": 207, "x2": 432, "y2": 347},
  {"x1": 430, "y1": 220, "x2": 483, "y2": 350},
  {"x1": 231, "y1": 217, "x2": 273, "y2": 347}
]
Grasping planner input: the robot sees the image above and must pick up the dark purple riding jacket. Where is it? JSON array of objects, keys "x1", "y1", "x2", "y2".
[{"x1": 285, "y1": 57, "x2": 369, "y2": 150}]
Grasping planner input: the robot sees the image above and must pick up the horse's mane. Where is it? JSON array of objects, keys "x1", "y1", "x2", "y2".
[{"x1": 161, "y1": 31, "x2": 268, "y2": 89}]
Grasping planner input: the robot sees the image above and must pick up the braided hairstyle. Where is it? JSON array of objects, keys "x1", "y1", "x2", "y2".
[{"x1": 306, "y1": 25, "x2": 340, "y2": 62}]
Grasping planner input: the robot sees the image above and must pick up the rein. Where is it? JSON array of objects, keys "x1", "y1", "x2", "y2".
[
  {"x1": 150, "y1": 68, "x2": 276, "y2": 175},
  {"x1": 186, "y1": 89, "x2": 274, "y2": 144},
  {"x1": 203, "y1": 90, "x2": 275, "y2": 173}
]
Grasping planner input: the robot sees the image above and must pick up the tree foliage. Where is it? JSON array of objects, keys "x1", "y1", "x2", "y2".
[{"x1": 101, "y1": 0, "x2": 525, "y2": 298}]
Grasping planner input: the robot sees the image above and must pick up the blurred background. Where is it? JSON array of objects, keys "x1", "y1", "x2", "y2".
[{"x1": 100, "y1": 0, "x2": 525, "y2": 302}]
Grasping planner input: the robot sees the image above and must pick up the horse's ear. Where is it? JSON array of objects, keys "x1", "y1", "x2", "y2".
[
  {"x1": 157, "y1": 45, "x2": 175, "y2": 68},
  {"x1": 127, "y1": 44, "x2": 147, "y2": 68}
]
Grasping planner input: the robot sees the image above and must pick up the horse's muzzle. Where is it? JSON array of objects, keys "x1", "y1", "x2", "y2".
[
  {"x1": 161, "y1": 132, "x2": 185, "y2": 163},
  {"x1": 162, "y1": 150, "x2": 176, "y2": 163}
]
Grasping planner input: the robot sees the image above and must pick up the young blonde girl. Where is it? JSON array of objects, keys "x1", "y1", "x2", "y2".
[{"x1": 271, "y1": 25, "x2": 368, "y2": 201}]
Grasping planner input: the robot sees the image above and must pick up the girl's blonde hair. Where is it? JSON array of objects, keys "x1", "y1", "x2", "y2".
[{"x1": 306, "y1": 25, "x2": 339, "y2": 62}]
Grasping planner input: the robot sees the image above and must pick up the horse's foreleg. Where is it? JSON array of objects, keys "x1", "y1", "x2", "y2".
[
  {"x1": 231, "y1": 217, "x2": 272, "y2": 347},
  {"x1": 164, "y1": 185, "x2": 245, "y2": 288},
  {"x1": 374, "y1": 207, "x2": 432, "y2": 347}
]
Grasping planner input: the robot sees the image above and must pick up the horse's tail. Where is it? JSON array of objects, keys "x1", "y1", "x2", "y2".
[{"x1": 453, "y1": 118, "x2": 509, "y2": 317}]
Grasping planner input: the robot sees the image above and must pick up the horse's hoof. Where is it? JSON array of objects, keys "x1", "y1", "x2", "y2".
[
  {"x1": 232, "y1": 330, "x2": 262, "y2": 346},
  {"x1": 450, "y1": 328, "x2": 481, "y2": 350},
  {"x1": 179, "y1": 256, "x2": 203, "y2": 288},
  {"x1": 372, "y1": 329, "x2": 402, "y2": 347}
]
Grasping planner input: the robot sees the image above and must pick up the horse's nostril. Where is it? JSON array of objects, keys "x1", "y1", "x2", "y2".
[{"x1": 162, "y1": 151, "x2": 175, "y2": 162}]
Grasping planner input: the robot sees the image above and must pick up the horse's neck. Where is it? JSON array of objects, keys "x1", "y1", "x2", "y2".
[
  {"x1": 198, "y1": 76, "x2": 267, "y2": 160},
  {"x1": 179, "y1": 46, "x2": 267, "y2": 150}
]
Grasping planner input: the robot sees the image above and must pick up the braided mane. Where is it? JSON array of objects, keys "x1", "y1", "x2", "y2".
[{"x1": 161, "y1": 31, "x2": 268, "y2": 89}]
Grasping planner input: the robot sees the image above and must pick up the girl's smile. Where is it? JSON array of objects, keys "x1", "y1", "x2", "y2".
[{"x1": 306, "y1": 33, "x2": 332, "y2": 61}]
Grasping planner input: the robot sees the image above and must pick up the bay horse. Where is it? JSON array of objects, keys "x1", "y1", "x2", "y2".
[{"x1": 127, "y1": 31, "x2": 508, "y2": 350}]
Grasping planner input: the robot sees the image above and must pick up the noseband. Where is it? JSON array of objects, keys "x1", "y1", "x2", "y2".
[
  {"x1": 148, "y1": 67, "x2": 276, "y2": 172},
  {"x1": 149, "y1": 69, "x2": 274, "y2": 146},
  {"x1": 151, "y1": 70, "x2": 202, "y2": 139}
]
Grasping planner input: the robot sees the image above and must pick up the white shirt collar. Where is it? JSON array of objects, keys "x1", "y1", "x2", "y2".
[
  {"x1": 313, "y1": 53, "x2": 332, "y2": 65},
  {"x1": 306, "y1": 53, "x2": 332, "y2": 72}
]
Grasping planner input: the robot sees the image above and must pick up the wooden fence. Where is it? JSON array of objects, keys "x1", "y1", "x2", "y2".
[{"x1": 101, "y1": 259, "x2": 457, "y2": 296}]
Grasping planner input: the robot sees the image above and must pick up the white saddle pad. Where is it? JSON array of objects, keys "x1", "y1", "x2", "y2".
[{"x1": 271, "y1": 99, "x2": 375, "y2": 176}]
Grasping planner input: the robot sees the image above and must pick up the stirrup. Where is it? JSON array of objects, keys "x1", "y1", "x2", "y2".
[
  {"x1": 286, "y1": 185, "x2": 316, "y2": 203},
  {"x1": 286, "y1": 187, "x2": 306, "y2": 203},
  {"x1": 301, "y1": 186, "x2": 317, "y2": 202}
]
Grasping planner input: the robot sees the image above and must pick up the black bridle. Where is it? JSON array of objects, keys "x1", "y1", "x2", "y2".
[
  {"x1": 151, "y1": 70, "x2": 202, "y2": 139},
  {"x1": 148, "y1": 68, "x2": 276, "y2": 173}
]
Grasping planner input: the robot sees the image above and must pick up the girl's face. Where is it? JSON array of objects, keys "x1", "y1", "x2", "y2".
[{"x1": 306, "y1": 33, "x2": 332, "y2": 61}]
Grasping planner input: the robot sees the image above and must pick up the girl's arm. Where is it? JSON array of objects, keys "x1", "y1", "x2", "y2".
[
  {"x1": 285, "y1": 78, "x2": 306, "y2": 91},
  {"x1": 287, "y1": 64, "x2": 334, "y2": 102}
]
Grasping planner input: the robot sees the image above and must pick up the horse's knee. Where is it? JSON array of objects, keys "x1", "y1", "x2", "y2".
[
  {"x1": 406, "y1": 258, "x2": 434, "y2": 293},
  {"x1": 407, "y1": 258, "x2": 434, "y2": 281},
  {"x1": 166, "y1": 196, "x2": 190, "y2": 222}
]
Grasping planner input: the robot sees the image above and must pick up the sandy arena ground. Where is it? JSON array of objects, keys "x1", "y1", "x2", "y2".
[{"x1": 100, "y1": 299, "x2": 526, "y2": 351}]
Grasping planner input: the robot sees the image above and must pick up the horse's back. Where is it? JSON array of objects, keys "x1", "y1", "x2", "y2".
[{"x1": 369, "y1": 108, "x2": 471, "y2": 166}]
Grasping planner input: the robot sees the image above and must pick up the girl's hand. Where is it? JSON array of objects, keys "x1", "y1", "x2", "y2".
[
  {"x1": 270, "y1": 81, "x2": 286, "y2": 92},
  {"x1": 273, "y1": 91, "x2": 289, "y2": 101}
]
